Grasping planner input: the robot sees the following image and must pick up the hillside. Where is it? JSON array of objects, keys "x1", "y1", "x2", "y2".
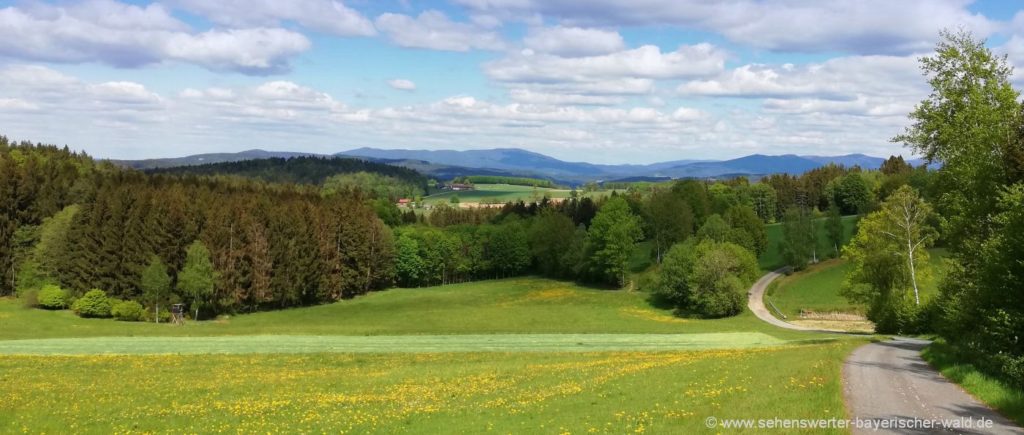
[
  {"x1": 146, "y1": 155, "x2": 428, "y2": 187},
  {"x1": 114, "y1": 147, "x2": 920, "y2": 183}
]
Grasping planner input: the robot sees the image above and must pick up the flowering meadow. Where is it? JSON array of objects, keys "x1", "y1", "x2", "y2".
[{"x1": 0, "y1": 341, "x2": 859, "y2": 434}]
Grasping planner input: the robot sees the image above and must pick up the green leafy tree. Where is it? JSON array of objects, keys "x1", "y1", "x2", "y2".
[
  {"x1": 584, "y1": 197, "x2": 643, "y2": 287},
  {"x1": 695, "y1": 214, "x2": 730, "y2": 243},
  {"x1": 645, "y1": 189, "x2": 693, "y2": 263},
  {"x1": 843, "y1": 186, "x2": 935, "y2": 332},
  {"x1": 653, "y1": 240, "x2": 759, "y2": 318},
  {"x1": 394, "y1": 233, "x2": 424, "y2": 287},
  {"x1": 528, "y1": 210, "x2": 577, "y2": 278},
  {"x1": 825, "y1": 203, "x2": 844, "y2": 257},
  {"x1": 779, "y1": 206, "x2": 816, "y2": 270},
  {"x1": 724, "y1": 205, "x2": 767, "y2": 256},
  {"x1": 893, "y1": 30, "x2": 1020, "y2": 246},
  {"x1": 177, "y1": 241, "x2": 216, "y2": 321},
  {"x1": 140, "y1": 256, "x2": 172, "y2": 323},
  {"x1": 893, "y1": 31, "x2": 1024, "y2": 376},
  {"x1": 746, "y1": 183, "x2": 778, "y2": 223}
]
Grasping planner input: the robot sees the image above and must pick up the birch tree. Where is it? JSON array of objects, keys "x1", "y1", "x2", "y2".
[
  {"x1": 876, "y1": 186, "x2": 937, "y2": 305},
  {"x1": 843, "y1": 186, "x2": 936, "y2": 331}
]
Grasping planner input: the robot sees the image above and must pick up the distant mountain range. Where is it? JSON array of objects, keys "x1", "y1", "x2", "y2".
[{"x1": 112, "y1": 147, "x2": 924, "y2": 184}]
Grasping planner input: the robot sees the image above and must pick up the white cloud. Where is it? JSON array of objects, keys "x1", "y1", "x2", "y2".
[
  {"x1": 454, "y1": 0, "x2": 997, "y2": 55},
  {"x1": 388, "y1": 79, "x2": 417, "y2": 91},
  {"x1": 169, "y1": 0, "x2": 375, "y2": 36},
  {"x1": 0, "y1": 98, "x2": 38, "y2": 111},
  {"x1": 679, "y1": 56, "x2": 922, "y2": 100},
  {"x1": 523, "y1": 26, "x2": 625, "y2": 56},
  {"x1": 509, "y1": 89, "x2": 623, "y2": 105},
  {"x1": 0, "y1": 62, "x2": 920, "y2": 163},
  {"x1": 486, "y1": 44, "x2": 726, "y2": 84},
  {"x1": 0, "y1": 0, "x2": 310, "y2": 74},
  {"x1": 375, "y1": 10, "x2": 505, "y2": 51}
]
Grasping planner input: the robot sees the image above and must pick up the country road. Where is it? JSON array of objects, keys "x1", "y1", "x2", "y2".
[
  {"x1": 747, "y1": 271, "x2": 1023, "y2": 434},
  {"x1": 746, "y1": 268, "x2": 814, "y2": 331}
]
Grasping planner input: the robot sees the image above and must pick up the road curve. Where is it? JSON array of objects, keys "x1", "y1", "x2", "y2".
[
  {"x1": 747, "y1": 270, "x2": 1023, "y2": 434},
  {"x1": 746, "y1": 268, "x2": 814, "y2": 331},
  {"x1": 844, "y1": 337, "x2": 1022, "y2": 434}
]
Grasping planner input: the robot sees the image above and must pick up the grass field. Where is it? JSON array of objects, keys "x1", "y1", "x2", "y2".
[
  {"x1": 0, "y1": 341, "x2": 862, "y2": 434},
  {"x1": 0, "y1": 273, "x2": 864, "y2": 433},
  {"x1": 0, "y1": 278, "x2": 825, "y2": 341},
  {"x1": 422, "y1": 184, "x2": 615, "y2": 206},
  {"x1": 767, "y1": 248, "x2": 949, "y2": 318},
  {"x1": 758, "y1": 215, "x2": 860, "y2": 271}
]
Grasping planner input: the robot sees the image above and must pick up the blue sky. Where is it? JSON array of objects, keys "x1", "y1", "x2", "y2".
[{"x1": 0, "y1": 0, "x2": 1022, "y2": 163}]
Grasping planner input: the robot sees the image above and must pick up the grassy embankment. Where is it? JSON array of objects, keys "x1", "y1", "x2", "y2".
[{"x1": 922, "y1": 340, "x2": 1024, "y2": 426}]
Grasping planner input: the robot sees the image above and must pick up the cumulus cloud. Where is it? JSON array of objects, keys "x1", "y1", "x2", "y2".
[
  {"x1": 388, "y1": 79, "x2": 417, "y2": 91},
  {"x1": 375, "y1": 10, "x2": 505, "y2": 51},
  {"x1": 169, "y1": 0, "x2": 376, "y2": 36},
  {"x1": 454, "y1": 0, "x2": 996, "y2": 55},
  {"x1": 487, "y1": 44, "x2": 727, "y2": 84},
  {"x1": 523, "y1": 26, "x2": 625, "y2": 56},
  {"x1": 0, "y1": 0, "x2": 310, "y2": 74},
  {"x1": 676, "y1": 54, "x2": 927, "y2": 122}
]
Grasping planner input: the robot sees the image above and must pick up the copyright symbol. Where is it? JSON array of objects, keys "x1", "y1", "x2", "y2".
[{"x1": 706, "y1": 416, "x2": 717, "y2": 428}]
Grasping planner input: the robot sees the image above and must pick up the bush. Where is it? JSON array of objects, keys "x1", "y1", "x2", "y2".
[
  {"x1": 21, "y1": 289, "x2": 39, "y2": 308},
  {"x1": 71, "y1": 289, "x2": 112, "y2": 318},
  {"x1": 868, "y1": 294, "x2": 927, "y2": 335},
  {"x1": 37, "y1": 285, "x2": 69, "y2": 309},
  {"x1": 110, "y1": 300, "x2": 145, "y2": 322},
  {"x1": 143, "y1": 307, "x2": 172, "y2": 323}
]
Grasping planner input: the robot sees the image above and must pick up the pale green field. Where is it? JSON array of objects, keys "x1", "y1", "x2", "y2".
[
  {"x1": 422, "y1": 184, "x2": 615, "y2": 205},
  {"x1": 0, "y1": 277, "x2": 833, "y2": 341}
]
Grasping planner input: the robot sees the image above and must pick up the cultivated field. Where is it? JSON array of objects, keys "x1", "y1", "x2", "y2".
[{"x1": 422, "y1": 184, "x2": 616, "y2": 206}]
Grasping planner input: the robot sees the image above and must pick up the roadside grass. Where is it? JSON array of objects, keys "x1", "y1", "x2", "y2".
[
  {"x1": 766, "y1": 248, "x2": 948, "y2": 319},
  {"x1": 0, "y1": 341, "x2": 863, "y2": 434},
  {"x1": 922, "y1": 340, "x2": 1024, "y2": 426},
  {"x1": 759, "y1": 215, "x2": 859, "y2": 271},
  {"x1": 0, "y1": 277, "x2": 829, "y2": 341}
]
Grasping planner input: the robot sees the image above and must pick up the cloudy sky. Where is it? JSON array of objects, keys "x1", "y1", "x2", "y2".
[{"x1": 0, "y1": 0, "x2": 1022, "y2": 163}]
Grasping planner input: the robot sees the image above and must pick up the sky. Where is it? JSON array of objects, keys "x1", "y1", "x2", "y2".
[{"x1": 0, "y1": 0, "x2": 1023, "y2": 164}]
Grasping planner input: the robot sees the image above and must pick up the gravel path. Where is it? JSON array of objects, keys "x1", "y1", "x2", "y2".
[{"x1": 748, "y1": 270, "x2": 1022, "y2": 434}]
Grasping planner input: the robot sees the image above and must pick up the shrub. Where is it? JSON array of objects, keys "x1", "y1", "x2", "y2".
[
  {"x1": 22, "y1": 289, "x2": 39, "y2": 308},
  {"x1": 111, "y1": 300, "x2": 145, "y2": 322},
  {"x1": 72, "y1": 289, "x2": 112, "y2": 318},
  {"x1": 37, "y1": 285, "x2": 69, "y2": 309},
  {"x1": 143, "y1": 307, "x2": 172, "y2": 323}
]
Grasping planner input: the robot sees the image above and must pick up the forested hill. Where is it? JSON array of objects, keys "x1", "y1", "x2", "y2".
[
  {"x1": 0, "y1": 137, "x2": 396, "y2": 311},
  {"x1": 146, "y1": 156, "x2": 429, "y2": 189}
]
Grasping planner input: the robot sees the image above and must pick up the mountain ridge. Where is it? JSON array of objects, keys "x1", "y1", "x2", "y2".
[{"x1": 111, "y1": 147, "x2": 921, "y2": 183}]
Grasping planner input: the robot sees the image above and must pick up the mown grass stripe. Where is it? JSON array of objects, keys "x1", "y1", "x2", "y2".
[{"x1": 0, "y1": 332, "x2": 802, "y2": 355}]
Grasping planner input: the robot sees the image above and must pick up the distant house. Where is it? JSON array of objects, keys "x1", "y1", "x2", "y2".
[
  {"x1": 448, "y1": 183, "x2": 474, "y2": 191},
  {"x1": 397, "y1": 198, "x2": 412, "y2": 207}
]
